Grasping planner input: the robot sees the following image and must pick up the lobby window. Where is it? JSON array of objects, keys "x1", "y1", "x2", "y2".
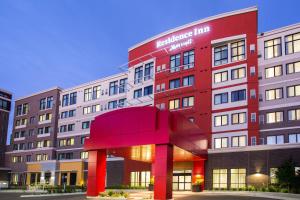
[
  {"x1": 169, "y1": 99, "x2": 180, "y2": 110},
  {"x1": 289, "y1": 133, "x2": 300, "y2": 143},
  {"x1": 214, "y1": 45, "x2": 228, "y2": 66},
  {"x1": 140, "y1": 171, "x2": 151, "y2": 187},
  {"x1": 267, "y1": 135, "x2": 284, "y2": 145},
  {"x1": 214, "y1": 115, "x2": 228, "y2": 127},
  {"x1": 144, "y1": 85, "x2": 153, "y2": 96},
  {"x1": 130, "y1": 172, "x2": 139, "y2": 187},
  {"x1": 68, "y1": 124, "x2": 75, "y2": 131},
  {"x1": 232, "y1": 112, "x2": 246, "y2": 125},
  {"x1": 182, "y1": 96, "x2": 194, "y2": 108},
  {"x1": 169, "y1": 78, "x2": 180, "y2": 89},
  {"x1": 92, "y1": 104, "x2": 100, "y2": 112},
  {"x1": 264, "y1": 38, "x2": 282, "y2": 59},
  {"x1": 134, "y1": 66, "x2": 143, "y2": 84},
  {"x1": 46, "y1": 96, "x2": 54, "y2": 108},
  {"x1": 266, "y1": 111, "x2": 283, "y2": 123},
  {"x1": 287, "y1": 85, "x2": 300, "y2": 97},
  {"x1": 214, "y1": 137, "x2": 228, "y2": 149},
  {"x1": 109, "y1": 81, "x2": 118, "y2": 96},
  {"x1": 231, "y1": 40, "x2": 245, "y2": 62},
  {"x1": 270, "y1": 168, "x2": 278, "y2": 184},
  {"x1": 118, "y1": 98, "x2": 126, "y2": 107},
  {"x1": 92, "y1": 86, "x2": 100, "y2": 100},
  {"x1": 231, "y1": 89, "x2": 246, "y2": 102},
  {"x1": 170, "y1": 54, "x2": 181, "y2": 72},
  {"x1": 62, "y1": 94, "x2": 69, "y2": 106},
  {"x1": 83, "y1": 106, "x2": 91, "y2": 115},
  {"x1": 80, "y1": 151, "x2": 89, "y2": 159},
  {"x1": 214, "y1": 92, "x2": 228, "y2": 105},
  {"x1": 133, "y1": 89, "x2": 142, "y2": 99},
  {"x1": 232, "y1": 136, "x2": 246, "y2": 147},
  {"x1": 144, "y1": 62, "x2": 154, "y2": 81},
  {"x1": 288, "y1": 109, "x2": 300, "y2": 121},
  {"x1": 287, "y1": 61, "x2": 300, "y2": 74},
  {"x1": 69, "y1": 92, "x2": 77, "y2": 105},
  {"x1": 212, "y1": 169, "x2": 227, "y2": 189},
  {"x1": 183, "y1": 50, "x2": 194, "y2": 69},
  {"x1": 230, "y1": 168, "x2": 246, "y2": 189},
  {"x1": 108, "y1": 101, "x2": 118, "y2": 110},
  {"x1": 84, "y1": 88, "x2": 92, "y2": 101},
  {"x1": 265, "y1": 88, "x2": 283, "y2": 101},
  {"x1": 285, "y1": 32, "x2": 300, "y2": 54},
  {"x1": 265, "y1": 65, "x2": 282, "y2": 78},
  {"x1": 214, "y1": 71, "x2": 228, "y2": 83},
  {"x1": 40, "y1": 98, "x2": 46, "y2": 110},
  {"x1": 119, "y1": 78, "x2": 128, "y2": 93},
  {"x1": 231, "y1": 67, "x2": 246, "y2": 80},
  {"x1": 82, "y1": 121, "x2": 90, "y2": 129},
  {"x1": 183, "y1": 75, "x2": 194, "y2": 87}
]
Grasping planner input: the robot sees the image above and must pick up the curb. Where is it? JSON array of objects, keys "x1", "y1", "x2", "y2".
[{"x1": 20, "y1": 192, "x2": 85, "y2": 198}]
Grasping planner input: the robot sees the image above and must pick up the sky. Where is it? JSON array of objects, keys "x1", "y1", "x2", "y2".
[{"x1": 1, "y1": 0, "x2": 300, "y2": 144}]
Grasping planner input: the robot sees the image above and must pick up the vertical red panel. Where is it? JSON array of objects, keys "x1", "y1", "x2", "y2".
[
  {"x1": 192, "y1": 160, "x2": 205, "y2": 190},
  {"x1": 87, "y1": 150, "x2": 106, "y2": 197},
  {"x1": 154, "y1": 144, "x2": 173, "y2": 200}
]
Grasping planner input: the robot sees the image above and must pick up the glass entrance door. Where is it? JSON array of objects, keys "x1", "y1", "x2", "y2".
[{"x1": 172, "y1": 171, "x2": 192, "y2": 191}]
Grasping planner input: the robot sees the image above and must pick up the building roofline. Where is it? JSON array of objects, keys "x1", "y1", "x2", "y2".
[
  {"x1": 258, "y1": 22, "x2": 300, "y2": 38},
  {"x1": 128, "y1": 6, "x2": 257, "y2": 51},
  {"x1": 0, "y1": 88, "x2": 12, "y2": 95},
  {"x1": 61, "y1": 72, "x2": 128, "y2": 93},
  {"x1": 15, "y1": 86, "x2": 62, "y2": 101}
]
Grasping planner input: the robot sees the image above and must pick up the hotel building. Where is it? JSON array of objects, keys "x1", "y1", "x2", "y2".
[{"x1": 5, "y1": 7, "x2": 300, "y2": 197}]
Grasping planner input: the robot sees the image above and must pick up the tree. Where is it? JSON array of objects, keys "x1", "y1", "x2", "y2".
[{"x1": 275, "y1": 158, "x2": 297, "y2": 191}]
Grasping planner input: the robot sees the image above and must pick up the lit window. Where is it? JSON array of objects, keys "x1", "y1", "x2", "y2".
[
  {"x1": 83, "y1": 106, "x2": 91, "y2": 114},
  {"x1": 288, "y1": 109, "x2": 300, "y2": 121},
  {"x1": 287, "y1": 85, "x2": 300, "y2": 97},
  {"x1": 213, "y1": 169, "x2": 227, "y2": 189},
  {"x1": 266, "y1": 111, "x2": 283, "y2": 123},
  {"x1": 169, "y1": 99, "x2": 180, "y2": 110},
  {"x1": 80, "y1": 152, "x2": 89, "y2": 159},
  {"x1": 84, "y1": 88, "x2": 92, "y2": 101},
  {"x1": 264, "y1": 38, "x2": 282, "y2": 59},
  {"x1": 265, "y1": 65, "x2": 282, "y2": 78},
  {"x1": 214, "y1": 71, "x2": 228, "y2": 83},
  {"x1": 265, "y1": 88, "x2": 283, "y2": 100},
  {"x1": 230, "y1": 168, "x2": 246, "y2": 189},
  {"x1": 285, "y1": 32, "x2": 300, "y2": 55},
  {"x1": 92, "y1": 104, "x2": 100, "y2": 112},
  {"x1": 214, "y1": 137, "x2": 228, "y2": 149},
  {"x1": 270, "y1": 168, "x2": 278, "y2": 184},
  {"x1": 232, "y1": 136, "x2": 246, "y2": 147},
  {"x1": 231, "y1": 40, "x2": 245, "y2": 62},
  {"x1": 289, "y1": 133, "x2": 300, "y2": 143},
  {"x1": 286, "y1": 61, "x2": 300, "y2": 74},
  {"x1": 214, "y1": 45, "x2": 228, "y2": 66},
  {"x1": 214, "y1": 115, "x2": 228, "y2": 127},
  {"x1": 232, "y1": 112, "x2": 246, "y2": 124},
  {"x1": 182, "y1": 96, "x2": 194, "y2": 107},
  {"x1": 231, "y1": 67, "x2": 246, "y2": 80},
  {"x1": 267, "y1": 135, "x2": 284, "y2": 145}
]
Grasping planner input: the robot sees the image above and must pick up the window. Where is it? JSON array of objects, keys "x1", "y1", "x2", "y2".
[
  {"x1": 214, "y1": 115, "x2": 228, "y2": 127},
  {"x1": 37, "y1": 140, "x2": 50, "y2": 148},
  {"x1": 70, "y1": 92, "x2": 77, "y2": 104},
  {"x1": 133, "y1": 89, "x2": 142, "y2": 99},
  {"x1": 264, "y1": 38, "x2": 282, "y2": 59},
  {"x1": 130, "y1": 172, "x2": 140, "y2": 187},
  {"x1": 230, "y1": 168, "x2": 246, "y2": 189},
  {"x1": 39, "y1": 113, "x2": 52, "y2": 122},
  {"x1": 214, "y1": 137, "x2": 228, "y2": 148},
  {"x1": 46, "y1": 96, "x2": 53, "y2": 108},
  {"x1": 183, "y1": 50, "x2": 194, "y2": 69},
  {"x1": 40, "y1": 98, "x2": 46, "y2": 110},
  {"x1": 287, "y1": 61, "x2": 300, "y2": 74},
  {"x1": 134, "y1": 66, "x2": 143, "y2": 84},
  {"x1": 118, "y1": 99, "x2": 126, "y2": 108},
  {"x1": 267, "y1": 135, "x2": 284, "y2": 145},
  {"x1": 287, "y1": 85, "x2": 300, "y2": 97},
  {"x1": 170, "y1": 54, "x2": 181, "y2": 72},
  {"x1": 266, "y1": 111, "x2": 283, "y2": 123},
  {"x1": 68, "y1": 124, "x2": 75, "y2": 131},
  {"x1": 60, "y1": 125, "x2": 67, "y2": 133},
  {"x1": 108, "y1": 101, "x2": 118, "y2": 109},
  {"x1": 232, "y1": 112, "x2": 246, "y2": 124},
  {"x1": 27, "y1": 142, "x2": 34, "y2": 149},
  {"x1": 182, "y1": 75, "x2": 194, "y2": 87},
  {"x1": 214, "y1": 71, "x2": 228, "y2": 83},
  {"x1": 251, "y1": 113, "x2": 256, "y2": 122},
  {"x1": 44, "y1": 126, "x2": 51, "y2": 134},
  {"x1": 251, "y1": 136, "x2": 257, "y2": 146},
  {"x1": 265, "y1": 65, "x2": 282, "y2": 78},
  {"x1": 288, "y1": 109, "x2": 300, "y2": 121},
  {"x1": 144, "y1": 85, "x2": 153, "y2": 96},
  {"x1": 231, "y1": 40, "x2": 245, "y2": 62},
  {"x1": 288, "y1": 133, "x2": 300, "y2": 143},
  {"x1": 58, "y1": 153, "x2": 73, "y2": 160},
  {"x1": 28, "y1": 129, "x2": 34, "y2": 136},
  {"x1": 12, "y1": 156, "x2": 23, "y2": 163},
  {"x1": 92, "y1": 104, "x2": 100, "y2": 112},
  {"x1": 119, "y1": 78, "x2": 127, "y2": 93},
  {"x1": 16, "y1": 105, "x2": 22, "y2": 116},
  {"x1": 214, "y1": 45, "x2": 228, "y2": 66},
  {"x1": 81, "y1": 136, "x2": 87, "y2": 144},
  {"x1": 26, "y1": 155, "x2": 31, "y2": 162},
  {"x1": 80, "y1": 152, "x2": 89, "y2": 159},
  {"x1": 84, "y1": 88, "x2": 92, "y2": 101},
  {"x1": 213, "y1": 169, "x2": 227, "y2": 189},
  {"x1": 169, "y1": 79, "x2": 180, "y2": 89},
  {"x1": 69, "y1": 109, "x2": 76, "y2": 117},
  {"x1": 30, "y1": 117, "x2": 35, "y2": 124},
  {"x1": 61, "y1": 111, "x2": 68, "y2": 119},
  {"x1": 37, "y1": 128, "x2": 43, "y2": 135},
  {"x1": 231, "y1": 67, "x2": 246, "y2": 80},
  {"x1": 285, "y1": 32, "x2": 300, "y2": 54},
  {"x1": 265, "y1": 88, "x2": 283, "y2": 101},
  {"x1": 144, "y1": 62, "x2": 154, "y2": 80},
  {"x1": 231, "y1": 89, "x2": 246, "y2": 102},
  {"x1": 82, "y1": 121, "x2": 90, "y2": 129},
  {"x1": 232, "y1": 136, "x2": 246, "y2": 147},
  {"x1": 140, "y1": 171, "x2": 151, "y2": 187},
  {"x1": 214, "y1": 93, "x2": 228, "y2": 105},
  {"x1": 109, "y1": 81, "x2": 118, "y2": 96},
  {"x1": 83, "y1": 106, "x2": 91, "y2": 115},
  {"x1": 270, "y1": 168, "x2": 278, "y2": 184},
  {"x1": 169, "y1": 99, "x2": 180, "y2": 110},
  {"x1": 182, "y1": 96, "x2": 194, "y2": 107},
  {"x1": 62, "y1": 94, "x2": 69, "y2": 106}
]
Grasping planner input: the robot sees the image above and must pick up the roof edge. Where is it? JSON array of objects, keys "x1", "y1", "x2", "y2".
[
  {"x1": 258, "y1": 22, "x2": 300, "y2": 38},
  {"x1": 128, "y1": 6, "x2": 257, "y2": 51},
  {"x1": 15, "y1": 86, "x2": 62, "y2": 101},
  {"x1": 0, "y1": 88, "x2": 12, "y2": 95}
]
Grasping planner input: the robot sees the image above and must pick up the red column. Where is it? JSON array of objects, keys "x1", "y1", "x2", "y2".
[
  {"x1": 154, "y1": 144, "x2": 173, "y2": 200},
  {"x1": 87, "y1": 149, "x2": 106, "y2": 197},
  {"x1": 192, "y1": 160, "x2": 205, "y2": 190}
]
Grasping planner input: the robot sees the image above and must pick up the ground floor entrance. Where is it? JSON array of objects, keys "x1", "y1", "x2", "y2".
[{"x1": 173, "y1": 170, "x2": 192, "y2": 191}]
